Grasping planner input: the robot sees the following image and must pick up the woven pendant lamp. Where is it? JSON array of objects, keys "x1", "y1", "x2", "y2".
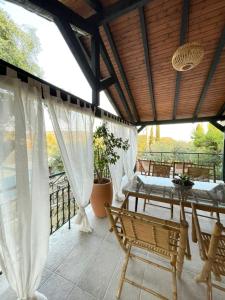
[{"x1": 172, "y1": 42, "x2": 204, "y2": 71}]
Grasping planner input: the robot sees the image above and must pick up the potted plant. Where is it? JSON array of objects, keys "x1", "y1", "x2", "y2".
[
  {"x1": 90, "y1": 123, "x2": 129, "y2": 217},
  {"x1": 172, "y1": 174, "x2": 194, "y2": 191}
]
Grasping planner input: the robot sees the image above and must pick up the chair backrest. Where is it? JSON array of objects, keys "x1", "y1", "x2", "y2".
[
  {"x1": 173, "y1": 162, "x2": 184, "y2": 177},
  {"x1": 152, "y1": 164, "x2": 171, "y2": 178},
  {"x1": 105, "y1": 204, "x2": 188, "y2": 261},
  {"x1": 187, "y1": 166, "x2": 210, "y2": 182},
  {"x1": 138, "y1": 159, "x2": 150, "y2": 175},
  {"x1": 192, "y1": 204, "x2": 225, "y2": 277}
]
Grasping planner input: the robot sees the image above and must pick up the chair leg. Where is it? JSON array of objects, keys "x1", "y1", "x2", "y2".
[
  {"x1": 216, "y1": 212, "x2": 220, "y2": 222},
  {"x1": 117, "y1": 244, "x2": 131, "y2": 299},
  {"x1": 207, "y1": 273, "x2": 213, "y2": 300},
  {"x1": 143, "y1": 198, "x2": 147, "y2": 211},
  {"x1": 172, "y1": 267, "x2": 177, "y2": 300}
]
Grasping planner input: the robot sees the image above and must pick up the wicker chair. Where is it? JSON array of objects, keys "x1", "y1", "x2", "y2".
[
  {"x1": 144, "y1": 164, "x2": 174, "y2": 218},
  {"x1": 192, "y1": 204, "x2": 225, "y2": 300},
  {"x1": 137, "y1": 159, "x2": 151, "y2": 175},
  {"x1": 173, "y1": 162, "x2": 184, "y2": 177},
  {"x1": 105, "y1": 200, "x2": 188, "y2": 300},
  {"x1": 187, "y1": 166, "x2": 210, "y2": 182}
]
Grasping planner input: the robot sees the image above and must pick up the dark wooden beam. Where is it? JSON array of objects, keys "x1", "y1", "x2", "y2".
[
  {"x1": 8, "y1": 0, "x2": 94, "y2": 34},
  {"x1": 87, "y1": 0, "x2": 150, "y2": 25},
  {"x1": 217, "y1": 101, "x2": 225, "y2": 116},
  {"x1": 138, "y1": 125, "x2": 146, "y2": 133},
  {"x1": 173, "y1": 0, "x2": 190, "y2": 119},
  {"x1": 85, "y1": 0, "x2": 103, "y2": 13},
  {"x1": 54, "y1": 17, "x2": 96, "y2": 88},
  {"x1": 210, "y1": 121, "x2": 225, "y2": 132},
  {"x1": 136, "y1": 115, "x2": 225, "y2": 126},
  {"x1": 100, "y1": 76, "x2": 115, "y2": 90},
  {"x1": 103, "y1": 23, "x2": 139, "y2": 122},
  {"x1": 193, "y1": 26, "x2": 225, "y2": 118},
  {"x1": 91, "y1": 29, "x2": 100, "y2": 106},
  {"x1": 223, "y1": 136, "x2": 225, "y2": 182},
  {"x1": 139, "y1": 6, "x2": 156, "y2": 120},
  {"x1": 100, "y1": 37, "x2": 134, "y2": 122}
]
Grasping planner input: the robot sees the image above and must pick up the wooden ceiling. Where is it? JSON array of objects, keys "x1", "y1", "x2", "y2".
[{"x1": 9, "y1": 0, "x2": 225, "y2": 125}]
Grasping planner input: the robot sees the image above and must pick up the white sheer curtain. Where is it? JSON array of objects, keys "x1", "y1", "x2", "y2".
[
  {"x1": 0, "y1": 73, "x2": 49, "y2": 300},
  {"x1": 45, "y1": 88, "x2": 94, "y2": 233},
  {"x1": 123, "y1": 126, "x2": 137, "y2": 181},
  {"x1": 104, "y1": 119, "x2": 137, "y2": 201}
]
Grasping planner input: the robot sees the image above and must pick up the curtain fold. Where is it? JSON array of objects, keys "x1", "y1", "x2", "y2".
[
  {"x1": 105, "y1": 120, "x2": 137, "y2": 201},
  {"x1": 45, "y1": 89, "x2": 94, "y2": 233},
  {"x1": 0, "y1": 74, "x2": 49, "y2": 300}
]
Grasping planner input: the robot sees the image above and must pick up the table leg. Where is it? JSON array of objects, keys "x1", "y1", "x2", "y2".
[
  {"x1": 192, "y1": 213, "x2": 197, "y2": 243},
  {"x1": 135, "y1": 197, "x2": 138, "y2": 212}
]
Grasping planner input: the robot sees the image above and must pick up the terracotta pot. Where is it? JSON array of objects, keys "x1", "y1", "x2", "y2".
[{"x1": 90, "y1": 178, "x2": 113, "y2": 218}]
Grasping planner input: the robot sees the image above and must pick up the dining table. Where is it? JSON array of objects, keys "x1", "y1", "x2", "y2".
[{"x1": 122, "y1": 174, "x2": 225, "y2": 259}]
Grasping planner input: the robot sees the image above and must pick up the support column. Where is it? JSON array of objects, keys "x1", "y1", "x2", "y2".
[{"x1": 91, "y1": 29, "x2": 100, "y2": 106}]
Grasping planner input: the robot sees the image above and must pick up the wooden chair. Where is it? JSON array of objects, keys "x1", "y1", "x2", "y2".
[
  {"x1": 192, "y1": 204, "x2": 225, "y2": 300},
  {"x1": 137, "y1": 159, "x2": 151, "y2": 175},
  {"x1": 173, "y1": 162, "x2": 184, "y2": 177},
  {"x1": 152, "y1": 164, "x2": 171, "y2": 177},
  {"x1": 105, "y1": 201, "x2": 188, "y2": 300},
  {"x1": 187, "y1": 166, "x2": 210, "y2": 182},
  {"x1": 144, "y1": 164, "x2": 174, "y2": 218}
]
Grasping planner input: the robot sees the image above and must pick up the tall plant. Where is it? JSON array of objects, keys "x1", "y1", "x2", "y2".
[{"x1": 93, "y1": 123, "x2": 129, "y2": 184}]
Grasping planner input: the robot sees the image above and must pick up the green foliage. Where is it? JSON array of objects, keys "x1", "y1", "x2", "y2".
[
  {"x1": 93, "y1": 123, "x2": 129, "y2": 183},
  {"x1": 191, "y1": 123, "x2": 223, "y2": 153},
  {"x1": 48, "y1": 149, "x2": 64, "y2": 174},
  {"x1": 0, "y1": 9, "x2": 42, "y2": 76},
  {"x1": 172, "y1": 174, "x2": 194, "y2": 187}
]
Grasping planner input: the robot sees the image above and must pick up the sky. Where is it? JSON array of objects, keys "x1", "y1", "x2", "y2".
[{"x1": 0, "y1": 0, "x2": 207, "y2": 141}]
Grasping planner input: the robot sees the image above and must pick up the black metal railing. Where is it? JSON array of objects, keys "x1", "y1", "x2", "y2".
[
  {"x1": 137, "y1": 151, "x2": 223, "y2": 180},
  {"x1": 49, "y1": 172, "x2": 77, "y2": 234}
]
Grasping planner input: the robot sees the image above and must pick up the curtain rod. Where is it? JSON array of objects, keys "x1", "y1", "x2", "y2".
[{"x1": 0, "y1": 59, "x2": 132, "y2": 126}]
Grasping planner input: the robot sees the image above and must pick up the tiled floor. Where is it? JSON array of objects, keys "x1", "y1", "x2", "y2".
[{"x1": 1, "y1": 198, "x2": 225, "y2": 300}]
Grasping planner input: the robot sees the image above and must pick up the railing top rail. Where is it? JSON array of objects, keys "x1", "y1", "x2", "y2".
[
  {"x1": 49, "y1": 171, "x2": 66, "y2": 179},
  {"x1": 138, "y1": 151, "x2": 222, "y2": 155}
]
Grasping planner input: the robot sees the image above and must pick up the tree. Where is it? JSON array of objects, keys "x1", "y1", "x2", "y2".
[
  {"x1": 0, "y1": 9, "x2": 42, "y2": 76},
  {"x1": 191, "y1": 123, "x2": 223, "y2": 153},
  {"x1": 155, "y1": 125, "x2": 160, "y2": 141}
]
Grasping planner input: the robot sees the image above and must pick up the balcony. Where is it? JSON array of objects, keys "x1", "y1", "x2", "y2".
[{"x1": 1, "y1": 197, "x2": 225, "y2": 300}]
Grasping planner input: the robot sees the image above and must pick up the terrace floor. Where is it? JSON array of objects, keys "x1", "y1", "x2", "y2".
[{"x1": 1, "y1": 198, "x2": 225, "y2": 300}]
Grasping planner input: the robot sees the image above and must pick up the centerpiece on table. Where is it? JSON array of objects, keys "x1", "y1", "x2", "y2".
[
  {"x1": 90, "y1": 123, "x2": 129, "y2": 218},
  {"x1": 172, "y1": 174, "x2": 194, "y2": 191}
]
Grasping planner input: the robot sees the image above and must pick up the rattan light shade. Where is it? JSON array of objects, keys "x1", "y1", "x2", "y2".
[{"x1": 172, "y1": 42, "x2": 204, "y2": 71}]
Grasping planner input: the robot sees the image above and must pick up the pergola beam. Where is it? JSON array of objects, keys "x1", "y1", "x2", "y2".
[
  {"x1": 139, "y1": 6, "x2": 156, "y2": 121},
  {"x1": 91, "y1": 29, "x2": 100, "y2": 106},
  {"x1": 193, "y1": 26, "x2": 225, "y2": 118},
  {"x1": 210, "y1": 121, "x2": 225, "y2": 132},
  {"x1": 87, "y1": 0, "x2": 151, "y2": 25},
  {"x1": 138, "y1": 125, "x2": 146, "y2": 133},
  {"x1": 8, "y1": 0, "x2": 94, "y2": 34},
  {"x1": 100, "y1": 38, "x2": 134, "y2": 122},
  {"x1": 54, "y1": 17, "x2": 96, "y2": 88},
  {"x1": 217, "y1": 101, "x2": 225, "y2": 116},
  {"x1": 85, "y1": 0, "x2": 103, "y2": 13},
  {"x1": 136, "y1": 115, "x2": 225, "y2": 126},
  {"x1": 173, "y1": 0, "x2": 190, "y2": 119},
  {"x1": 100, "y1": 76, "x2": 115, "y2": 91},
  {"x1": 103, "y1": 23, "x2": 139, "y2": 122}
]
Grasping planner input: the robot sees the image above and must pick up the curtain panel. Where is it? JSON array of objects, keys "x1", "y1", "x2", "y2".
[
  {"x1": 0, "y1": 73, "x2": 49, "y2": 300},
  {"x1": 104, "y1": 119, "x2": 137, "y2": 201},
  {"x1": 45, "y1": 88, "x2": 94, "y2": 233}
]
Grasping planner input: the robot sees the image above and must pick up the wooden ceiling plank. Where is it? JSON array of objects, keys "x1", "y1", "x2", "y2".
[
  {"x1": 136, "y1": 114, "x2": 225, "y2": 126},
  {"x1": 87, "y1": 0, "x2": 151, "y2": 25},
  {"x1": 100, "y1": 37, "x2": 134, "y2": 122},
  {"x1": 172, "y1": 0, "x2": 190, "y2": 119},
  {"x1": 193, "y1": 26, "x2": 225, "y2": 118},
  {"x1": 103, "y1": 23, "x2": 140, "y2": 122},
  {"x1": 139, "y1": 6, "x2": 156, "y2": 120}
]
